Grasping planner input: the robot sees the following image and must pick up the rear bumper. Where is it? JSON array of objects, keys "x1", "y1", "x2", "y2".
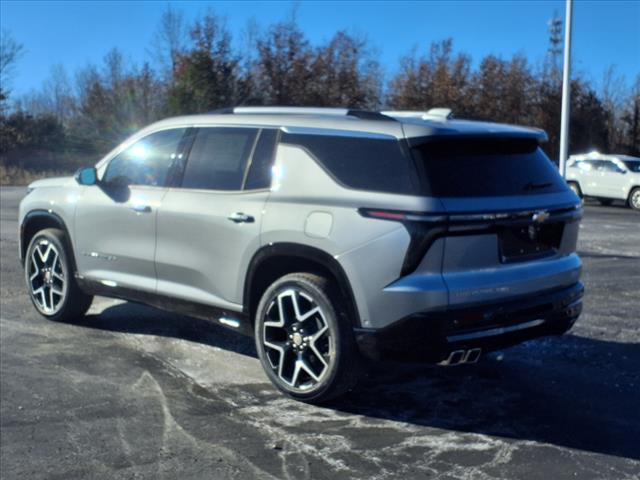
[{"x1": 354, "y1": 282, "x2": 584, "y2": 363}]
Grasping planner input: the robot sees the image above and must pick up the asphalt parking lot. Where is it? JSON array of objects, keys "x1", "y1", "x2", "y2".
[{"x1": 1, "y1": 186, "x2": 639, "y2": 480}]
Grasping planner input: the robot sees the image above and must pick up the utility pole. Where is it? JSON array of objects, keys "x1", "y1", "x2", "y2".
[{"x1": 559, "y1": 0, "x2": 573, "y2": 178}]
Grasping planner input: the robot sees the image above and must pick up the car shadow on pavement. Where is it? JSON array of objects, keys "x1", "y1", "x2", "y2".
[
  {"x1": 64, "y1": 300, "x2": 640, "y2": 462},
  {"x1": 74, "y1": 300, "x2": 259, "y2": 358},
  {"x1": 336, "y1": 335, "x2": 640, "y2": 462}
]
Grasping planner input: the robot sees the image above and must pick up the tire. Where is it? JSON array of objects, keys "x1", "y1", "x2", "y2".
[
  {"x1": 24, "y1": 228, "x2": 93, "y2": 322},
  {"x1": 597, "y1": 198, "x2": 614, "y2": 206},
  {"x1": 254, "y1": 272, "x2": 363, "y2": 404},
  {"x1": 567, "y1": 181, "x2": 582, "y2": 199},
  {"x1": 628, "y1": 187, "x2": 640, "y2": 211}
]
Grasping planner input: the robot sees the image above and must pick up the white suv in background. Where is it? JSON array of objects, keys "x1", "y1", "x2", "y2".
[{"x1": 566, "y1": 153, "x2": 640, "y2": 210}]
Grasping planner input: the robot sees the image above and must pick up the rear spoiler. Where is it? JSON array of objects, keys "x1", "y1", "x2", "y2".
[{"x1": 401, "y1": 120, "x2": 548, "y2": 146}]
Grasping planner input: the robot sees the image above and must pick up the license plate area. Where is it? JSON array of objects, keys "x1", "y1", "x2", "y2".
[{"x1": 498, "y1": 222, "x2": 564, "y2": 262}]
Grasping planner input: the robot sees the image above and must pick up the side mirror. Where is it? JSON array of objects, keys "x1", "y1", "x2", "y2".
[{"x1": 76, "y1": 167, "x2": 97, "y2": 186}]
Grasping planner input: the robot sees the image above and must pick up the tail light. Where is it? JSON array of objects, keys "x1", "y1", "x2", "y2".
[{"x1": 358, "y1": 208, "x2": 447, "y2": 276}]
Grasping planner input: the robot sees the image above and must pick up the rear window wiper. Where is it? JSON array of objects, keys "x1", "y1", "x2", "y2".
[{"x1": 522, "y1": 181, "x2": 553, "y2": 191}]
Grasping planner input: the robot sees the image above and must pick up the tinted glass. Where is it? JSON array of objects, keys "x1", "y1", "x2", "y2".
[
  {"x1": 412, "y1": 138, "x2": 566, "y2": 197},
  {"x1": 282, "y1": 133, "x2": 418, "y2": 194},
  {"x1": 182, "y1": 128, "x2": 258, "y2": 190},
  {"x1": 597, "y1": 160, "x2": 624, "y2": 173},
  {"x1": 103, "y1": 128, "x2": 186, "y2": 187},
  {"x1": 574, "y1": 160, "x2": 596, "y2": 171},
  {"x1": 245, "y1": 129, "x2": 278, "y2": 190},
  {"x1": 623, "y1": 160, "x2": 640, "y2": 172}
]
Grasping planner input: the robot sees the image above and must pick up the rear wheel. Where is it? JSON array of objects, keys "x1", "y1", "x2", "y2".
[
  {"x1": 629, "y1": 188, "x2": 640, "y2": 211},
  {"x1": 25, "y1": 228, "x2": 93, "y2": 322},
  {"x1": 254, "y1": 273, "x2": 362, "y2": 404}
]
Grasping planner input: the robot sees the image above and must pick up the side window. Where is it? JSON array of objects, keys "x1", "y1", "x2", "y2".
[
  {"x1": 603, "y1": 161, "x2": 624, "y2": 173},
  {"x1": 281, "y1": 133, "x2": 418, "y2": 195},
  {"x1": 103, "y1": 128, "x2": 186, "y2": 187},
  {"x1": 181, "y1": 127, "x2": 258, "y2": 190},
  {"x1": 599, "y1": 161, "x2": 624, "y2": 173},
  {"x1": 244, "y1": 129, "x2": 279, "y2": 190},
  {"x1": 575, "y1": 160, "x2": 594, "y2": 171}
]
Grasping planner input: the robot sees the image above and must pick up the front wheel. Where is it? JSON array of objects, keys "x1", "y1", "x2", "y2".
[
  {"x1": 25, "y1": 228, "x2": 93, "y2": 322},
  {"x1": 254, "y1": 273, "x2": 362, "y2": 404},
  {"x1": 597, "y1": 198, "x2": 614, "y2": 206},
  {"x1": 628, "y1": 188, "x2": 640, "y2": 211}
]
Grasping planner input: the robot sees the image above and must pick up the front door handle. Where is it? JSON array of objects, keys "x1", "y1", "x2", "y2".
[
  {"x1": 131, "y1": 204, "x2": 152, "y2": 213},
  {"x1": 228, "y1": 212, "x2": 254, "y2": 223}
]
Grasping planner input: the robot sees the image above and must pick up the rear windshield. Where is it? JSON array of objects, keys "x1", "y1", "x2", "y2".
[{"x1": 411, "y1": 138, "x2": 566, "y2": 197}]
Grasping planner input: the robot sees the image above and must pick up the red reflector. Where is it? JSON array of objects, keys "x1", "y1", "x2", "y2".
[{"x1": 368, "y1": 210, "x2": 407, "y2": 220}]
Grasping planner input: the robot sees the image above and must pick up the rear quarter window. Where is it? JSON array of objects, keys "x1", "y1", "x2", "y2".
[{"x1": 281, "y1": 133, "x2": 419, "y2": 195}]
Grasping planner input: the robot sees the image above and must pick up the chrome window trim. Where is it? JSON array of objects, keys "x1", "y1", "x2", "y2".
[
  {"x1": 95, "y1": 124, "x2": 194, "y2": 172},
  {"x1": 280, "y1": 126, "x2": 398, "y2": 140}
]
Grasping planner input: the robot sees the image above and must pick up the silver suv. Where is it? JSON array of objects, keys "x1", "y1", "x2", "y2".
[
  {"x1": 565, "y1": 153, "x2": 640, "y2": 210},
  {"x1": 19, "y1": 107, "x2": 584, "y2": 403}
]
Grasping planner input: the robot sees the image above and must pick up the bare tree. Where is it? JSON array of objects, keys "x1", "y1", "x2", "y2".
[
  {"x1": 150, "y1": 4, "x2": 186, "y2": 83},
  {"x1": 236, "y1": 17, "x2": 263, "y2": 105},
  {"x1": 0, "y1": 30, "x2": 24, "y2": 107},
  {"x1": 601, "y1": 66, "x2": 629, "y2": 152},
  {"x1": 13, "y1": 64, "x2": 76, "y2": 124},
  {"x1": 45, "y1": 65, "x2": 76, "y2": 123},
  {"x1": 620, "y1": 75, "x2": 640, "y2": 154}
]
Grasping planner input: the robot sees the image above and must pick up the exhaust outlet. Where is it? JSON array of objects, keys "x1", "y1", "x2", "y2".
[
  {"x1": 440, "y1": 348, "x2": 482, "y2": 366},
  {"x1": 440, "y1": 350, "x2": 466, "y2": 366},
  {"x1": 464, "y1": 348, "x2": 482, "y2": 364}
]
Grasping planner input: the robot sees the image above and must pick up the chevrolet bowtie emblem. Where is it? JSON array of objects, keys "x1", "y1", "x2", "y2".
[{"x1": 532, "y1": 211, "x2": 550, "y2": 223}]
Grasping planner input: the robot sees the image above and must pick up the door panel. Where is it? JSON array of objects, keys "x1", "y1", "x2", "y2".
[
  {"x1": 74, "y1": 185, "x2": 165, "y2": 292},
  {"x1": 154, "y1": 126, "x2": 276, "y2": 310},
  {"x1": 579, "y1": 162, "x2": 598, "y2": 196},
  {"x1": 155, "y1": 190, "x2": 268, "y2": 309},
  {"x1": 597, "y1": 161, "x2": 626, "y2": 199},
  {"x1": 74, "y1": 127, "x2": 187, "y2": 292}
]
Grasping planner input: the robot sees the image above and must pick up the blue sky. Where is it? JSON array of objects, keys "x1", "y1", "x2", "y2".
[{"x1": 1, "y1": 0, "x2": 639, "y2": 97}]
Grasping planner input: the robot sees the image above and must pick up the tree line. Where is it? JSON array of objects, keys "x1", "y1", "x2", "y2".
[{"x1": 1, "y1": 7, "x2": 638, "y2": 180}]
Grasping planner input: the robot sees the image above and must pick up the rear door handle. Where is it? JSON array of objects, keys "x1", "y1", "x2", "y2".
[
  {"x1": 227, "y1": 212, "x2": 254, "y2": 223},
  {"x1": 131, "y1": 204, "x2": 152, "y2": 213}
]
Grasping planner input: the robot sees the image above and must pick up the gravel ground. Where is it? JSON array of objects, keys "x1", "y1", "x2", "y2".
[{"x1": 1, "y1": 186, "x2": 639, "y2": 480}]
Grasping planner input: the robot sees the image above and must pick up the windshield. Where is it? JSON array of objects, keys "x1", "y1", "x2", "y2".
[
  {"x1": 411, "y1": 138, "x2": 567, "y2": 197},
  {"x1": 623, "y1": 160, "x2": 640, "y2": 173}
]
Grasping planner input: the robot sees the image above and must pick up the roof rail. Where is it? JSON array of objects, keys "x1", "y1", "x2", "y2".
[
  {"x1": 211, "y1": 106, "x2": 396, "y2": 121},
  {"x1": 381, "y1": 108, "x2": 453, "y2": 121},
  {"x1": 233, "y1": 106, "x2": 349, "y2": 116}
]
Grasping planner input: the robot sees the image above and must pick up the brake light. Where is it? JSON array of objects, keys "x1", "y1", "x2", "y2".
[
  {"x1": 358, "y1": 208, "x2": 448, "y2": 276},
  {"x1": 363, "y1": 210, "x2": 407, "y2": 221},
  {"x1": 358, "y1": 208, "x2": 447, "y2": 224}
]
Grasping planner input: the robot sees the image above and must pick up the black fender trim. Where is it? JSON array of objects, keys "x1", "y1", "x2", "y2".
[
  {"x1": 243, "y1": 242, "x2": 361, "y2": 327},
  {"x1": 20, "y1": 210, "x2": 74, "y2": 266}
]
